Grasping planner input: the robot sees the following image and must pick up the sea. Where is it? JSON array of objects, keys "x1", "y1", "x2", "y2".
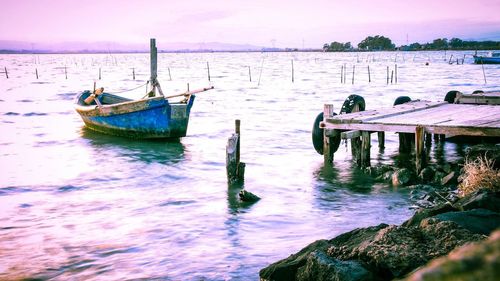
[{"x1": 0, "y1": 50, "x2": 499, "y2": 280}]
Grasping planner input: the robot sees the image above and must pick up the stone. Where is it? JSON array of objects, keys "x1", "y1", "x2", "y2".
[
  {"x1": 433, "y1": 208, "x2": 500, "y2": 235},
  {"x1": 440, "y1": 171, "x2": 456, "y2": 185},
  {"x1": 326, "y1": 221, "x2": 485, "y2": 279},
  {"x1": 402, "y1": 230, "x2": 500, "y2": 281},
  {"x1": 392, "y1": 168, "x2": 412, "y2": 186},
  {"x1": 296, "y1": 250, "x2": 373, "y2": 281},
  {"x1": 259, "y1": 240, "x2": 330, "y2": 281},
  {"x1": 454, "y1": 189, "x2": 500, "y2": 213}
]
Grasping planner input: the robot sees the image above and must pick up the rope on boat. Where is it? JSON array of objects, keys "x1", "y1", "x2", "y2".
[{"x1": 105, "y1": 81, "x2": 150, "y2": 94}]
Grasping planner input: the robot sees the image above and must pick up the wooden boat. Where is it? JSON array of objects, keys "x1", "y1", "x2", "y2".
[
  {"x1": 473, "y1": 52, "x2": 500, "y2": 64},
  {"x1": 74, "y1": 39, "x2": 213, "y2": 138}
]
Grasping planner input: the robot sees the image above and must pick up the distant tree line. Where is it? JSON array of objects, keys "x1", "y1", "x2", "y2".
[{"x1": 323, "y1": 35, "x2": 500, "y2": 51}]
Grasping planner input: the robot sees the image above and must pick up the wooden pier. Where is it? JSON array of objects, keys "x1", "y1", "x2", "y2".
[{"x1": 320, "y1": 92, "x2": 500, "y2": 173}]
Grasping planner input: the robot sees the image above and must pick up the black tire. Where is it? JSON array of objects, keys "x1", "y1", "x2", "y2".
[
  {"x1": 312, "y1": 112, "x2": 341, "y2": 155},
  {"x1": 340, "y1": 94, "x2": 365, "y2": 114},
  {"x1": 444, "y1": 90, "x2": 462, "y2": 103},
  {"x1": 393, "y1": 96, "x2": 412, "y2": 106}
]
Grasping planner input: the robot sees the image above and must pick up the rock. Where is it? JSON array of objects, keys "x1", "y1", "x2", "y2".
[
  {"x1": 454, "y1": 189, "x2": 500, "y2": 213},
  {"x1": 402, "y1": 230, "x2": 500, "y2": 281},
  {"x1": 259, "y1": 240, "x2": 330, "y2": 281},
  {"x1": 433, "y1": 209, "x2": 500, "y2": 235},
  {"x1": 296, "y1": 250, "x2": 373, "y2": 281},
  {"x1": 440, "y1": 171, "x2": 456, "y2": 185},
  {"x1": 392, "y1": 168, "x2": 412, "y2": 186},
  {"x1": 418, "y1": 167, "x2": 434, "y2": 183},
  {"x1": 326, "y1": 221, "x2": 485, "y2": 279},
  {"x1": 238, "y1": 190, "x2": 260, "y2": 203},
  {"x1": 405, "y1": 202, "x2": 458, "y2": 226}
]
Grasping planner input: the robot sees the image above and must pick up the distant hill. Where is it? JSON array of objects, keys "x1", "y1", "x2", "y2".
[{"x1": 0, "y1": 40, "x2": 265, "y2": 53}]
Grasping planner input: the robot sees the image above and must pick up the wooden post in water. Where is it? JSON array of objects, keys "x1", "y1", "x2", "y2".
[
  {"x1": 415, "y1": 126, "x2": 426, "y2": 174},
  {"x1": 3, "y1": 67, "x2": 8, "y2": 78},
  {"x1": 133, "y1": 68, "x2": 135, "y2": 80},
  {"x1": 248, "y1": 66, "x2": 252, "y2": 82},
  {"x1": 343, "y1": 63, "x2": 346, "y2": 83},
  {"x1": 168, "y1": 67, "x2": 172, "y2": 81},
  {"x1": 391, "y1": 70, "x2": 394, "y2": 84},
  {"x1": 377, "y1": 132, "x2": 385, "y2": 150},
  {"x1": 207, "y1": 61, "x2": 211, "y2": 81},
  {"x1": 351, "y1": 65, "x2": 355, "y2": 84},
  {"x1": 323, "y1": 104, "x2": 334, "y2": 165},
  {"x1": 360, "y1": 131, "x2": 371, "y2": 168},
  {"x1": 291, "y1": 59, "x2": 294, "y2": 83},
  {"x1": 65, "y1": 66, "x2": 67, "y2": 79},
  {"x1": 99, "y1": 67, "x2": 101, "y2": 80},
  {"x1": 35, "y1": 68, "x2": 38, "y2": 79},
  {"x1": 368, "y1": 65, "x2": 371, "y2": 83},
  {"x1": 226, "y1": 119, "x2": 245, "y2": 184},
  {"x1": 150, "y1": 38, "x2": 157, "y2": 90},
  {"x1": 481, "y1": 63, "x2": 487, "y2": 84},
  {"x1": 340, "y1": 65, "x2": 343, "y2": 83},
  {"x1": 386, "y1": 66, "x2": 389, "y2": 84},
  {"x1": 395, "y1": 64, "x2": 397, "y2": 84}
]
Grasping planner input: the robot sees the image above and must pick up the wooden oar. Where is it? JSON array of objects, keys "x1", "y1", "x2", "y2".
[
  {"x1": 84, "y1": 87, "x2": 104, "y2": 105},
  {"x1": 164, "y1": 86, "x2": 215, "y2": 99}
]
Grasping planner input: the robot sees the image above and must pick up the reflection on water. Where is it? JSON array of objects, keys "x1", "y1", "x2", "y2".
[
  {"x1": 80, "y1": 127, "x2": 187, "y2": 165},
  {"x1": 0, "y1": 51, "x2": 498, "y2": 280}
]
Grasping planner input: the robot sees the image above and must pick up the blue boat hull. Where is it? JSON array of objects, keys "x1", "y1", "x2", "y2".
[
  {"x1": 74, "y1": 91, "x2": 195, "y2": 138},
  {"x1": 473, "y1": 55, "x2": 500, "y2": 64}
]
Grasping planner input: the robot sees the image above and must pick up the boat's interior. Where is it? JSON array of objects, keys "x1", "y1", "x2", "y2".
[{"x1": 79, "y1": 90, "x2": 133, "y2": 106}]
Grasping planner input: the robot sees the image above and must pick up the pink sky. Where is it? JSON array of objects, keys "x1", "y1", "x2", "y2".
[{"x1": 1, "y1": 0, "x2": 499, "y2": 48}]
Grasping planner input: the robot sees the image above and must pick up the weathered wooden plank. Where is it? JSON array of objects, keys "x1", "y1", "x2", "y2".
[
  {"x1": 324, "y1": 101, "x2": 443, "y2": 124},
  {"x1": 361, "y1": 131, "x2": 371, "y2": 168},
  {"x1": 457, "y1": 92, "x2": 500, "y2": 105},
  {"x1": 325, "y1": 122, "x2": 500, "y2": 137}
]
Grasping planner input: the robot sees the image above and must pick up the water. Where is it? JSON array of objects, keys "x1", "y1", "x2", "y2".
[{"x1": 0, "y1": 51, "x2": 499, "y2": 280}]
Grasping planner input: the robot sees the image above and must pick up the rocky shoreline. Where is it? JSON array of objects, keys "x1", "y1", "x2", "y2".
[{"x1": 260, "y1": 144, "x2": 500, "y2": 281}]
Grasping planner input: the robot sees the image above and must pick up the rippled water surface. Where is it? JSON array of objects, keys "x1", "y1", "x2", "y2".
[{"x1": 0, "y1": 51, "x2": 499, "y2": 280}]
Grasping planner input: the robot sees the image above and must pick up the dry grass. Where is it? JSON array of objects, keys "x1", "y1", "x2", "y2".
[{"x1": 458, "y1": 154, "x2": 500, "y2": 197}]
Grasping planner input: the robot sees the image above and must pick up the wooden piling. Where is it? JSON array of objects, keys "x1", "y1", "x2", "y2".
[
  {"x1": 481, "y1": 63, "x2": 487, "y2": 84},
  {"x1": 391, "y1": 70, "x2": 394, "y2": 84},
  {"x1": 133, "y1": 68, "x2": 135, "y2": 80},
  {"x1": 323, "y1": 104, "x2": 334, "y2": 164},
  {"x1": 291, "y1": 59, "x2": 294, "y2": 83},
  {"x1": 415, "y1": 126, "x2": 426, "y2": 174},
  {"x1": 377, "y1": 132, "x2": 385, "y2": 149},
  {"x1": 343, "y1": 63, "x2": 347, "y2": 83},
  {"x1": 99, "y1": 67, "x2": 102, "y2": 80},
  {"x1": 65, "y1": 66, "x2": 67, "y2": 79},
  {"x1": 368, "y1": 65, "x2": 371, "y2": 83},
  {"x1": 35, "y1": 68, "x2": 38, "y2": 79},
  {"x1": 395, "y1": 64, "x2": 398, "y2": 84},
  {"x1": 4, "y1": 67, "x2": 8, "y2": 78},
  {"x1": 226, "y1": 119, "x2": 245, "y2": 184},
  {"x1": 360, "y1": 131, "x2": 371, "y2": 168},
  {"x1": 352, "y1": 65, "x2": 355, "y2": 85},
  {"x1": 168, "y1": 67, "x2": 172, "y2": 81},
  {"x1": 386, "y1": 66, "x2": 389, "y2": 84},
  {"x1": 207, "y1": 61, "x2": 211, "y2": 81},
  {"x1": 248, "y1": 66, "x2": 252, "y2": 82},
  {"x1": 340, "y1": 65, "x2": 343, "y2": 83}
]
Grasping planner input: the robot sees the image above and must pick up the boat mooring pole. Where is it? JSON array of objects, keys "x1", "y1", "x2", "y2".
[
  {"x1": 226, "y1": 119, "x2": 245, "y2": 184},
  {"x1": 150, "y1": 38, "x2": 158, "y2": 94}
]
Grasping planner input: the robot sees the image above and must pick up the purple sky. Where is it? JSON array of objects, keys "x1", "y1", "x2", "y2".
[{"x1": 1, "y1": 0, "x2": 499, "y2": 48}]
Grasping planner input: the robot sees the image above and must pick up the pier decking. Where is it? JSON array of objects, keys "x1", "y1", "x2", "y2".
[{"x1": 320, "y1": 92, "x2": 500, "y2": 172}]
